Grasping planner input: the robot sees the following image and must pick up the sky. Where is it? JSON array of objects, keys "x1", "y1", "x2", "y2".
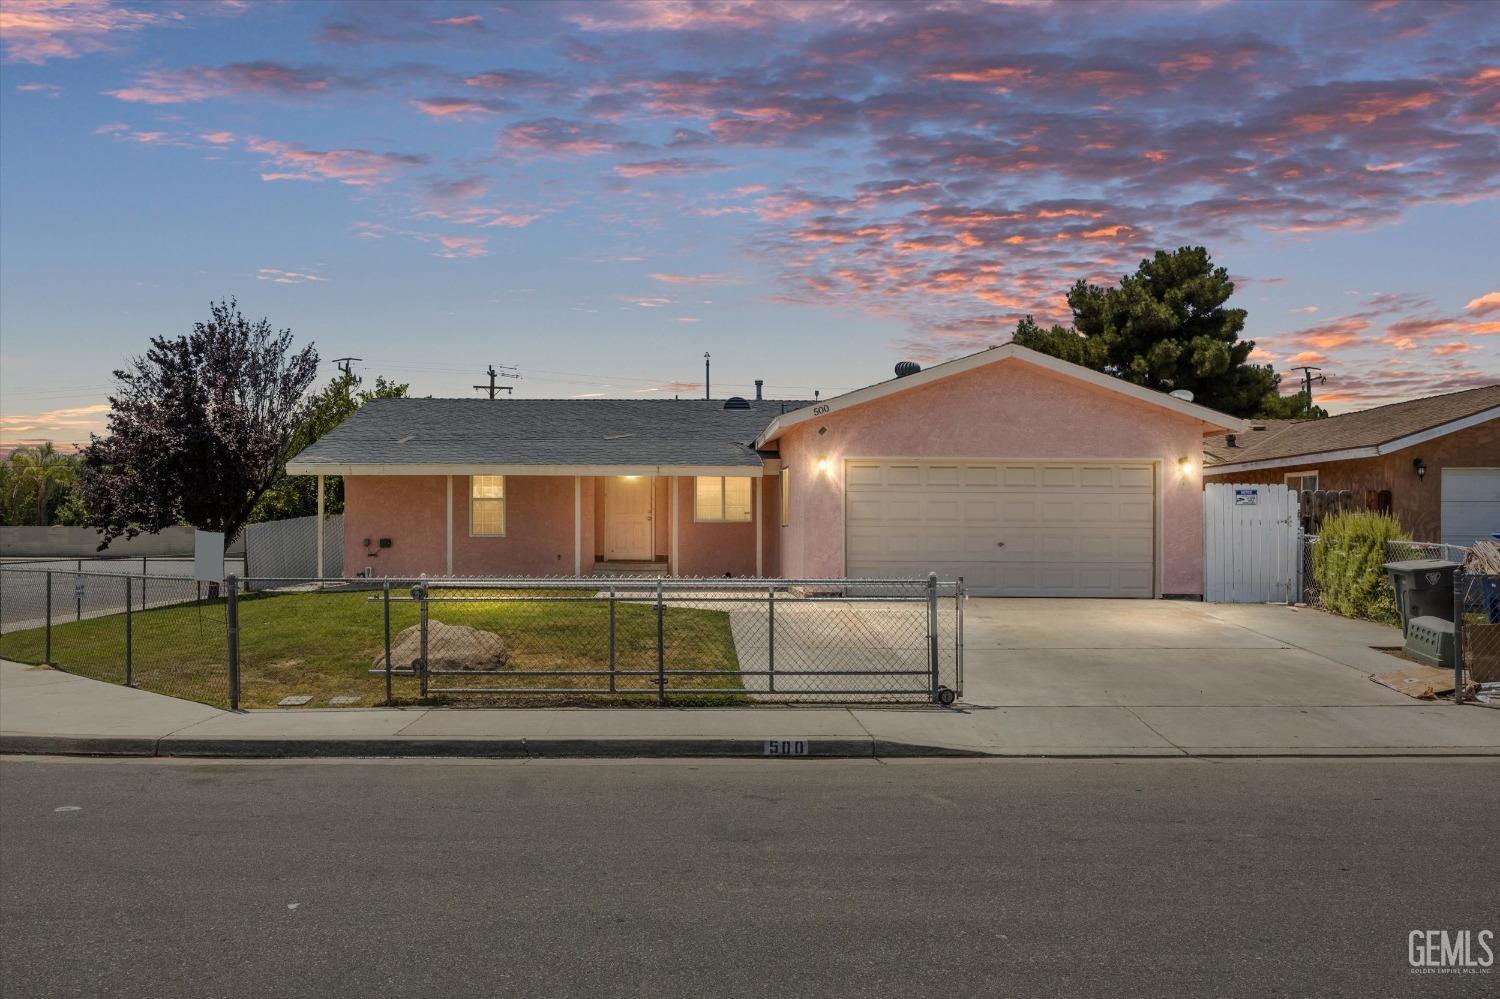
[{"x1": 1, "y1": 0, "x2": 1497, "y2": 450}]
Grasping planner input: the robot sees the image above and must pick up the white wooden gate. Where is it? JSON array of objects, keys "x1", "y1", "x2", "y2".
[{"x1": 1204, "y1": 483, "x2": 1300, "y2": 603}]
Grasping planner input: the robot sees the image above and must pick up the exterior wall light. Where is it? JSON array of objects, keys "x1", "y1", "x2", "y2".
[
  {"x1": 1412, "y1": 458, "x2": 1426, "y2": 479},
  {"x1": 1177, "y1": 456, "x2": 1194, "y2": 476},
  {"x1": 817, "y1": 457, "x2": 833, "y2": 476}
]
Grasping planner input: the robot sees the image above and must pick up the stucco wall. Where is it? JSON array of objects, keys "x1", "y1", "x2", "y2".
[
  {"x1": 343, "y1": 474, "x2": 593, "y2": 577},
  {"x1": 773, "y1": 357, "x2": 1211, "y2": 594},
  {"x1": 1204, "y1": 419, "x2": 1500, "y2": 541},
  {"x1": 344, "y1": 472, "x2": 767, "y2": 577},
  {"x1": 671, "y1": 475, "x2": 761, "y2": 577}
]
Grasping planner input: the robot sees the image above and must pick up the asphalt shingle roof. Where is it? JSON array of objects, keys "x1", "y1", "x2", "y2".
[
  {"x1": 1203, "y1": 385, "x2": 1500, "y2": 467},
  {"x1": 288, "y1": 397, "x2": 813, "y2": 469}
]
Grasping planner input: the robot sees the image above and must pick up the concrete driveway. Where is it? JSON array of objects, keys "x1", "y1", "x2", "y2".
[
  {"x1": 886, "y1": 597, "x2": 1500, "y2": 755},
  {"x1": 960, "y1": 598, "x2": 1416, "y2": 708}
]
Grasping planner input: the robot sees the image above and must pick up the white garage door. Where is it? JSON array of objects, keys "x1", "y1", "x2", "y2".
[
  {"x1": 1441, "y1": 468, "x2": 1500, "y2": 549},
  {"x1": 845, "y1": 460, "x2": 1156, "y2": 597}
]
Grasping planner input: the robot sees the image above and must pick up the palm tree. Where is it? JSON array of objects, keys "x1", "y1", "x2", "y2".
[{"x1": 7, "y1": 443, "x2": 77, "y2": 526}]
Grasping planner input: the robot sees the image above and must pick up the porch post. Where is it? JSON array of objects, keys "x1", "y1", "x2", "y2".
[
  {"x1": 755, "y1": 474, "x2": 763, "y2": 578},
  {"x1": 573, "y1": 475, "x2": 582, "y2": 576},
  {"x1": 670, "y1": 475, "x2": 680, "y2": 577},
  {"x1": 316, "y1": 473, "x2": 325, "y2": 579},
  {"x1": 445, "y1": 475, "x2": 454, "y2": 576}
]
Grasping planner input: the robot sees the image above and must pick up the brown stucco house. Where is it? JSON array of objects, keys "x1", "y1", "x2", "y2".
[{"x1": 1202, "y1": 385, "x2": 1500, "y2": 547}]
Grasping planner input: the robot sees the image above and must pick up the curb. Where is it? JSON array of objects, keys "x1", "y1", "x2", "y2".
[
  {"x1": 6, "y1": 733, "x2": 1497, "y2": 760},
  {"x1": 4, "y1": 733, "x2": 987, "y2": 760}
]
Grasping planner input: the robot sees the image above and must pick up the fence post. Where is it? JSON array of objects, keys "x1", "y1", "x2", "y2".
[
  {"x1": 608, "y1": 586, "x2": 617, "y2": 693},
  {"x1": 226, "y1": 574, "x2": 240, "y2": 711},
  {"x1": 140, "y1": 558, "x2": 147, "y2": 610},
  {"x1": 767, "y1": 585, "x2": 776, "y2": 694},
  {"x1": 418, "y1": 585, "x2": 430, "y2": 699},
  {"x1": 45, "y1": 570, "x2": 52, "y2": 665},
  {"x1": 655, "y1": 578, "x2": 665, "y2": 706},
  {"x1": 383, "y1": 582, "x2": 393, "y2": 706},
  {"x1": 927, "y1": 572, "x2": 940, "y2": 703},
  {"x1": 1453, "y1": 568, "x2": 1466, "y2": 706},
  {"x1": 125, "y1": 576, "x2": 133, "y2": 687},
  {"x1": 955, "y1": 577, "x2": 964, "y2": 697}
]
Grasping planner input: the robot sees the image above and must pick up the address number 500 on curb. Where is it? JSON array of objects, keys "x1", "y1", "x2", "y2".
[{"x1": 764, "y1": 739, "x2": 809, "y2": 757}]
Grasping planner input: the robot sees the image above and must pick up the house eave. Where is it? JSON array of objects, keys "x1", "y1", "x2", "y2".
[
  {"x1": 754, "y1": 342, "x2": 1246, "y2": 447},
  {"x1": 1203, "y1": 404, "x2": 1500, "y2": 476},
  {"x1": 284, "y1": 461, "x2": 768, "y2": 477}
]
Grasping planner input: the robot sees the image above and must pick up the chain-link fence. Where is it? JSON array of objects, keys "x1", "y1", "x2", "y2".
[
  {"x1": 1298, "y1": 536, "x2": 1471, "y2": 609},
  {"x1": 0, "y1": 566, "x2": 963, "y2": 709},
  {"x1": 0, "y1": 566, "x2": 232, "y2": 706},
  {"x1": 1457, "y1": 568, "x2": 1500, "y2": 704}
]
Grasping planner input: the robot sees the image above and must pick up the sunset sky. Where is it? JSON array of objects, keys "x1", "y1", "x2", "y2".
[{"x1": 1, "y1": 0, "x2": 1497, "y2": 449}]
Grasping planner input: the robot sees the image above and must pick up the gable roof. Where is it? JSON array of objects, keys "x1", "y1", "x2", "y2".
[
  {"x1": 286, "y1": 397, "x2": 811, "y2": 476},
  {"x1": 753, "y1": 341, "x2": 1244, "y2": 447},
  {"x1": 1203, "y1": 384, "x2": 1500, "y2": 473}
]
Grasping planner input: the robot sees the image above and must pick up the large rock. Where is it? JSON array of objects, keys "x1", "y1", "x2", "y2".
[{"x1": 379, "y1": 621, "x2": 509, "y2": 671}]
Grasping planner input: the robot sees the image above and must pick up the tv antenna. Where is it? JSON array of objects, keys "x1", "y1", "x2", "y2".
[
  {"x1": 1290, "y1": 365, "x2": 1326, "y2": 405},
  {"x1": 474, "y1": 363, "x2": 520, "y2": 398}
]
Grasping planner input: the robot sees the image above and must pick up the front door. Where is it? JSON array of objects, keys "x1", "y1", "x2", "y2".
[{"x1": 605, "y1": 476, "x2": 654, "y2": 560}]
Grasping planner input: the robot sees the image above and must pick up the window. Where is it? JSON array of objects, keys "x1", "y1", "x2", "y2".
[
  {"x1": 779, "y1": 467, "x2": 790, "y2": 526},
  {"x1": 1285, "y1": 471, "x2": 1319, "y2": 493},
  {"x1": 470, "y1": 475, "x2": 506, "y2": 536},
  {"x1": 694, "y1": 476, "x2": 752, "y2": 522}
]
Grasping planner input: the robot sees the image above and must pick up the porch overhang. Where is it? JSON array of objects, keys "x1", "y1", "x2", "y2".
[{"x1": 284, "y1": 461, "x2": 767, "y2": 477}]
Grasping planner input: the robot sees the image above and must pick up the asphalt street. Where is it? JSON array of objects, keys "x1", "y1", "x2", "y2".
[{"x1": 1, "y1": 757, "x2": 1496, "y2": 998}]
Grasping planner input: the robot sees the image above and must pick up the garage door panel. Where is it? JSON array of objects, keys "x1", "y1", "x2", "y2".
[
  {"x1": 846, "y1": 459, "x2": 1157, "y2": 597},
  {"x1": 1441, "y1": 468, "x2": 1500, "y2": 549}
]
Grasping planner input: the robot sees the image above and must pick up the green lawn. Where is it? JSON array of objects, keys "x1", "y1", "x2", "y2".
[{"x1": 0, "y1": 588, "x2": 744, "y2": 708}]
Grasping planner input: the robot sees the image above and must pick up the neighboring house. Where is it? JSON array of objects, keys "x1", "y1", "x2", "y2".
[
  {"x1": 1203, "y1": 385, "x2": 1500, "y2": 547},
  {"x1": 287, "y1": 343, "x2": 1243, "y2": 597}
]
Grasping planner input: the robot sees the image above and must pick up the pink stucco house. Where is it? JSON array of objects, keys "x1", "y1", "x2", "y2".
[{"x1": 287, "y1": 343, "x2": 1244, "y2": 597}]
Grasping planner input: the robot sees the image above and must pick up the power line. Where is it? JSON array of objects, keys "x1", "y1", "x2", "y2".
[{"x1": 472, "y1": 364, "x2": 520, "y2": 398}]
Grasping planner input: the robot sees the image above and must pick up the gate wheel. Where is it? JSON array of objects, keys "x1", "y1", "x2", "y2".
[{"x1": 936, "y1": 686, "x2": 957, "y2": 706}]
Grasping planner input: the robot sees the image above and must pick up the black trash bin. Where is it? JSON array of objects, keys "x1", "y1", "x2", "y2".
[
  {"x1": 1383, "y1": 559, "x2": 1460, "y2": 627},
  {"x1": 1383, "y1": 559, "x2": 1460, "y2": 668}
]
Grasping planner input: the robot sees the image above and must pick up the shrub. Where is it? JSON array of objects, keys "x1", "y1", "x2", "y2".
[{"x1": 1312, "y1": 510, "x2": 1409, "y2": 625}]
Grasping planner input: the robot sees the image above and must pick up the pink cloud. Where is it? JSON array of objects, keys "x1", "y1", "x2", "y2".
[
  {"x1": 647, "y1": 272, "x2": 737, "y2": 285},
  {"x1": 107, "y1": 61, "x2": 349, "y2": 104},
  {"x1": 246, "y1": 137, "x2": 427, "y2": 186},
  {"x1": 501, "y1": 118, "x2": 634, "y2": 155},
  {"x1": 15, "y1": 81, "x2": 61, "y2": 96},
  {"x1": 411, "y1": 95, "x2": 511, "y2": 119},
  {"x1": 613, "y1": 158, "x2": 727, "y2": 178},
  {"x1": 0, "y1": 0, "x2": 170, "y2": 64},
  {"x1": 1465, "y1": 291, "x2": 1500, "y2": 317}
]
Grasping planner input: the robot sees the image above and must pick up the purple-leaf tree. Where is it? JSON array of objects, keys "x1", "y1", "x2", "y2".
[{"x1": 79, "y1": 299, "x2": 319, "y2": 549}]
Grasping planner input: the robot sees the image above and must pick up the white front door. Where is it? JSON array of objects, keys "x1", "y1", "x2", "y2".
[{"x1": 605, "y1": 476, "x2": 654, "y2": 559}]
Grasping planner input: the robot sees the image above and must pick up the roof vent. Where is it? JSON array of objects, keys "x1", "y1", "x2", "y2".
[
  {"x1": 1226, "y1": 433, "x2": 1237, "y2": 449},
  {"x1": 723, "y1": 396, "x2": 751, "y2": 410},
  {"x1": 1169, "y1": 389, "x2": 1194, "y2": 402},
  {"x1": 894, "y1": 360, "x2": 921, "y2": 378},
  {"x1": 1249, "y1": 423, "x2": 1268, "y2": 431}
]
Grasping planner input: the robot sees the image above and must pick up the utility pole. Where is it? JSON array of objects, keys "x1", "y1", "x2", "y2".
[
  {"x1": 703, "y1": 352, "x2": 711, "y2": 400},
  {"x1": 473, "y1": 364, "x2": 519, "y2": 398},
  {"x1": 1290, "y1": 365, "x2": 1326, "y2": 406},
  {"x1": 332, "y1": 357, "x2": 361, "y2": 378}
]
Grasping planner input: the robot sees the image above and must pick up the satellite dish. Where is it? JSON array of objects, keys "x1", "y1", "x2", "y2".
[{"x1": 1169, "y1": 389, "x2": 1195, "y2": 402}]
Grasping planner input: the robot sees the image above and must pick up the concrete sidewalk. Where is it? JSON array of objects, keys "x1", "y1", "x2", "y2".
[{"x1": 4, "y1": 658, "x2": 1499, "y2": 759}]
